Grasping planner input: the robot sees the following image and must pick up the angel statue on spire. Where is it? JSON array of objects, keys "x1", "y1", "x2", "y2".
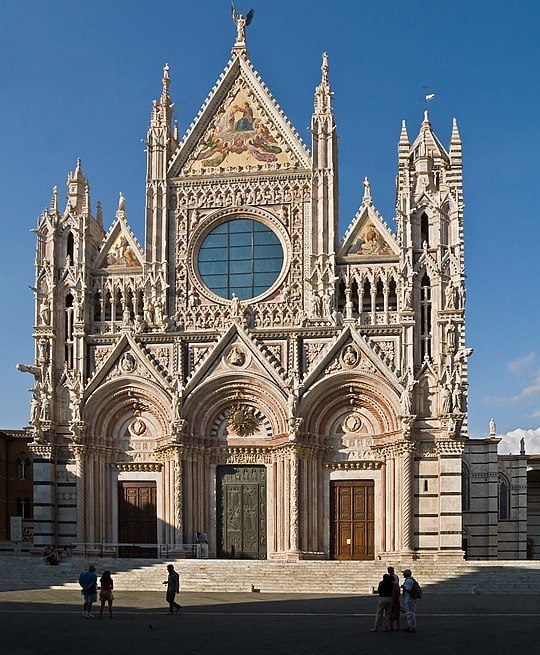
[{"x1": 231, "y1": 4, "x2": 254, "y2": 44}]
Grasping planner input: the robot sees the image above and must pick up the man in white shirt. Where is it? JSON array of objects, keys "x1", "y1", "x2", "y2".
[{"x1": 401, "y1": 568, "x2": 418, "y2": 632}]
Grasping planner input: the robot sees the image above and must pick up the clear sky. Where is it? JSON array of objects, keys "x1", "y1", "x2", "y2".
[{"x1": 0, "y1": 0, "x2": 538, "y2": 452}]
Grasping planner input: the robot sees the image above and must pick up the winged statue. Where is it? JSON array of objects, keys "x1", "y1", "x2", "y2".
[{"x1": 231, "y1": 4, "x2": 254, "y2": 44}]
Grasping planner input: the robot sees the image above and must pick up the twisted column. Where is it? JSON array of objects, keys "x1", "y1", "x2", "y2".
[
  {"x1": 174, "y1": 450, "x2": 183, "y2": 544},
  {"x1": 400, "y1": 443, "x2": 416, "y2": 553},
  {"x1": 289, "y1": 455, "x2": 300, "y2": 552}
]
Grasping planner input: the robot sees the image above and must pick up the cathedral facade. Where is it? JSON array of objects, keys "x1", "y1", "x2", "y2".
[{"x1": 20, "y1": 20, "x2": 533, "y2": 561}]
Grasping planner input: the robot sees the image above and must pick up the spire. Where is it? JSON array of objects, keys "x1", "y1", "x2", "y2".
[
  {"x1": 399, "y1": 120, "x2": 410, "y2": 148},
  {"x1": 161, "y1": 63, "x2": 170, "y2": 103},
  {"x1": 66, "y1": 158, "x2": 87, "y2": 215},
  {"x1": 50, "y1": 186, "x2": 58, "y2": 213},
  {"x1": 96, "y1": 201, "x2": 103, "y2": 228},
  {"x1": 231, "y1": 6, "x2": 254, "y2": 57},
  {"x1": 449, "y1": 117, "x2": 462, "y2": 163},
  {"x1": 314, "y1": 52, "x2": 333, "y2": 115}
]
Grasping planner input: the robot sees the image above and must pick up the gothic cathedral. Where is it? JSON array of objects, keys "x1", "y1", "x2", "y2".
[{"x1": 21, "y1": 18, "x2": 530, "y2": 561}]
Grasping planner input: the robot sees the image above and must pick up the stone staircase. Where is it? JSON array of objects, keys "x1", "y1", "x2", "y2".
[{"x1": 2, "y1": 556, "x2": 540, "y2": 594}]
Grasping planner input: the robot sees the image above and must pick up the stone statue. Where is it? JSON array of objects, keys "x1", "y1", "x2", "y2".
[
  {"x1": 231, "y1": 4, "x2": 254, "y2": 43},
  {"x1": 143, "y1": 298, "x2": 154, "y2": 326},
  {"x1": 445, "y1": 280, "x2": 456, "y2": 310},
  {"x1": 403, "y1": 286, "x2": 412, "y2": 310},
  {"x1": 312, "y1": 292, "x2": 322, "y2": 317},
  {"x1": 451, "y1": 381, "x2": 463, "y2": 414},
  {"x1": 230, "y1": 292, "x2": 242, "y2": 319},
  {"x1": 489, "y1": 418, "x2": 496, "y2": 435},
  {"x1": 400, "y1": 371, "x2": 417, "y2": 415},
  {"x1": 446, "y1": 322, "x2": 457, "y2": 353},
  {"x1": 39, "y1": 297, "x2": 50, "y2": 325},
  {"x1": 30, "y1": 383, "x2": 42, "y2": 427},
  {"x1": 322, "y1": 291, "x2": 333, "y2": 317},
  {"x1": 154, "y1": 298, "x2": 164, "y2": 326},
  {"x1": 440, "y1": 383, "x2": 452, "y2": 415},
  {"x1": 520, "y1": 437, "x2": 526, "y2": 455}
]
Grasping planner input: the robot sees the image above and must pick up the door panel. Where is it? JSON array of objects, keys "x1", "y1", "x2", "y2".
[
  {"x1": 118, "y1": 481, "x2": 157, "y2": 558},
  {"x1": 217, "y1": 466, "x2": 266, "y2": 559},
  {"x1": 331, "y1": 480, "x2": 375, "y2": 560}
]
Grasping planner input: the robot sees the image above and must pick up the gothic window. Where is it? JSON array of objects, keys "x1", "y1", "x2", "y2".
[
  {"x1": 66, "y1": 231, "x2": 76, "y2": 263},
  {"x1": 498, "y1": 475, "x2": 510, "y2": 520},
  {"x1": 337, "y1": 279, "x2": 346, "y2": 313},
  {"x1": 375, "y1": 279, "x2": 384, "y2": 311},
  {"x1": 421, "y1": 213, "x2": 429, "y2": 246},
  {"x1": 93, "y1": 291, "x2": 102, "y2": 322},
  {"x1": 104, "y1": 291, "x2": 112, "y2": 321},
  {"x1": 420, "y1": 273, "x2": 432, "y2": 360},
  {"x1": 462, "y1": 464, "x2": 470, "y2": 512},
  {"x1": 65, "y1": 293, "x2": 74, "y2": 367},
  {"x1": 115, "y1": 290, "x2": 123, "y2": 321},
  {"x1": 362, "y1": 280, "x2": 371, "y2": 314},
  {"x1": 197, "y1": 218, "x2": 284, "y2": 300},
  {"x1": 350, "y1": 279, "x2": 359, "y2": 314},
  {"x1": 388, "y1": 278, "x2": 397, "y2": 311}
]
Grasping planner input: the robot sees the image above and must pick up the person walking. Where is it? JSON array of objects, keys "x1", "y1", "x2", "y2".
[
  {"x1": 98, "y1": 570, "x2": 115, "y2": 619},
  {"x1": 370, "y1": 573, "x2": 394, "y2": 632},
  {"x1": 163, "y1": 564, "x2": 181, "y2": 614},
  {"x1": 401, "y1": 568, "x2": 420, "y2": 632},
  {"x1": 79, "y1": 564, "x2": 98, "y2": 618}
]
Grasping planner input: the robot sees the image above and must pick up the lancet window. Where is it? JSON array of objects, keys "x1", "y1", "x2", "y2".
[
  {"x1": 498, "y1": 474, "x2": 510, "y2": 520},
  {"x1": 420, "y1": 273, "x2": 432, "y2": 360},
  {"x1": 65, "y1": 293, "x2": 74, "y2": 367}
]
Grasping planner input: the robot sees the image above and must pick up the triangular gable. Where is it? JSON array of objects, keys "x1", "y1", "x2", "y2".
[
  {"x1": 339, "y1": 200, "x2": 399, "y2": 261},
  {"x1": 93, "y1": 215, "x2": 144, "y2": 271},
  {"x1": 183, "y1": 323, "x2": 287, "y2": 398},
  {"x1": 169, "y1": 56, "x2": 311, "y2": 177},
  {"x1": 85, "y1": 333, "x2": 171, "y2": 399},
  {"x1": 302, "y1": 326, "x2": 401, "y2": 395}
]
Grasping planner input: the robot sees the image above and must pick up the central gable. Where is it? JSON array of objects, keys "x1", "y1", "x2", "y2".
[{"x1": 169, "y1": 56, "x2": 310, "y2": 177}]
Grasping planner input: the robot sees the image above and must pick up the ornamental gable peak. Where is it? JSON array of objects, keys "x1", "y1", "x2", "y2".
[
  {"x1": 168, "y1": 54, "x2": 311, "y2": 178},
  {"x1": 339, "y1": 180, "x2": 399, "y2": 262},
  {"x1": 301, "y1": 325, "x2": 401, "y2": 395},
  {"x1": 183, "y1": 323, "x2": 288, "y2": 398},
  {"x1": 93, "y1": 198, "x2": 144, "y2": 272}
]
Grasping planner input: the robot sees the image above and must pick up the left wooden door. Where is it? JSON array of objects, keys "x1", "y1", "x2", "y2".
[{"x1": 118, "y1": 481, "x2": 157, "y2": 558}]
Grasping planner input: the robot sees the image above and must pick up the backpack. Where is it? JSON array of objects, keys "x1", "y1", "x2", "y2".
[{"x1": 410, "y1": 578, "x2": 422, "y2": 600}]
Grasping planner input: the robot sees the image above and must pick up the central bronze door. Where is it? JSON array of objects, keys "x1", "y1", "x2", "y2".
[
  {"x1": 331, "y1": 480, "x2": 375, "y2": 560},
  {"x1": 118, "y1": 481, "x2": 157, "y2": 558},
  {"x1": 217, "y1": 465, "x2": 267, "y2": 559}
]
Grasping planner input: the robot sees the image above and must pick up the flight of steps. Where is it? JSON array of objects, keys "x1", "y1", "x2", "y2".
[{"x1": 2, "y1": 556, "x2": 540, "y2": 594}]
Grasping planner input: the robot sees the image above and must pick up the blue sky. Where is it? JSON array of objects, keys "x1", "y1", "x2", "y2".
[{"x1": 0, "y1": 0, "x2": 538, "y2": 449}]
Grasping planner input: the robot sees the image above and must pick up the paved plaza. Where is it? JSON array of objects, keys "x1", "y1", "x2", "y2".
[{"x1": 0, "y1": 589, "x2": 537, "y2": 655}]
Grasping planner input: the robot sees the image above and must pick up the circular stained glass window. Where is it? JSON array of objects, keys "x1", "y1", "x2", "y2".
[{"x1": 197, "y1": 219, "x2": 284, "y2": 301}]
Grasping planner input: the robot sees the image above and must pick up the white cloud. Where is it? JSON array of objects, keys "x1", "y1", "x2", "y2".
[
  {"x1": 528, "y1": 409, "x2": 540, "y2": 418},
  {"x1": 507, "y1": 352, "x2": 536, "y2": 373},
  {"x1": 496, "y1": 426, "x2": 540, "y2": 455},
  {"x1": 484, "y1": 368, "x2": 540, "y2": 403}
]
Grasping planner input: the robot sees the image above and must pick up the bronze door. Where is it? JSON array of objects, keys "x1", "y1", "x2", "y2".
[
  {"x1": 331, "y1": 480, "x2": 375, "y2": 560},
  {"x1": 217, "y1": 465, "x2": 267, "y2": 559},
  {"x1": 118, "y1": 481, "x2": 157, "y2": 558}
]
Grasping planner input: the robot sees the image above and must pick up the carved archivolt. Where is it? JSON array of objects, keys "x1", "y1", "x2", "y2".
[
  {"x1": 302, "y1": 374, "x2": 400, "y2": 436},
  {"x1": 182, "y1": 373, "x2": 287, "y2": 437},
  {"x1": 84, "y1": 378, "x2": 171, "y2": 447}
]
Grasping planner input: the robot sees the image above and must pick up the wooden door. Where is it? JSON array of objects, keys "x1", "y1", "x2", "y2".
[
  {"x1": 118, "y1": 481, "x2": 157, "y2": 558},
  {"x1": 331, "y1": 480, "x2": 374, "y2": 560},
  {"x1": 217, "y1": 465, "x2": 266, "y2": 559}
]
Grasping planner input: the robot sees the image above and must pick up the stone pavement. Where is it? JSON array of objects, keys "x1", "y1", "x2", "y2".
[{"x1": 0, "y1": 590, "x2": 537, "y2": 655}]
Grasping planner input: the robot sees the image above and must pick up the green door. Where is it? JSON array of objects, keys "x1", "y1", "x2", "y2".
[{"x1": 217, "y1": 465, "x2": 267, "y2": 559}]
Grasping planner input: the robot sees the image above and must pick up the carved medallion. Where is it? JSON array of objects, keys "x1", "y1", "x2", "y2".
[
  {"x1": 225, "y1": 345, "x2": 248, "y2": 368},
  {"x1": 226, "y1": 404, "x2": 260, "y2": 436},
  {"x1": 342, "y1": 411, "x2": 363, "y2": 433},
  {"x1": 340, "y1": 344, "x2": 359, "y2": 369},
  {"x1": 120, "y1": 352, "x2": 136, "y2": 373},
  {"x1": 129, "y1": 418, "x2": 147, "y2": 436}
]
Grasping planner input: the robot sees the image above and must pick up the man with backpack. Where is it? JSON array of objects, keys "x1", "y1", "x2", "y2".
[{"x1": 401, "y1": 568, "x2": 422, "y2": 632}]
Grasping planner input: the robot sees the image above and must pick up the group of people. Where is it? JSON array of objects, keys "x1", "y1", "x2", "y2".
[
  {"x1": 371, "y1": 567, "x2": 421, "y2": 633},
  {"x1": 78, "y1": 565, "x2": 115, "y2": 619},
  {"x1": 78, "y1": 563, "x2": 181, "y2": 619}
]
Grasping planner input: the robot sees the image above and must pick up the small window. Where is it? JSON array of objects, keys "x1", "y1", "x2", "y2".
[
  {"x1": 462, "y1": 464, "x2": 470, "y2": 512},
  {"x1": 498, "y1": 475, "x2": 510, "y2": 520},
  {"x1": 388, "y1": 278, "x2": 397, "y2": 311},
  {"x1": 421, "y1": 213, "x2": 429, "y2": 246},
  {"x1": 362, "y1": 280, "x2": 372, "y2": 314},
  {"x1": 67, "y1": 232, "x2": 75, "y2": 262}
]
